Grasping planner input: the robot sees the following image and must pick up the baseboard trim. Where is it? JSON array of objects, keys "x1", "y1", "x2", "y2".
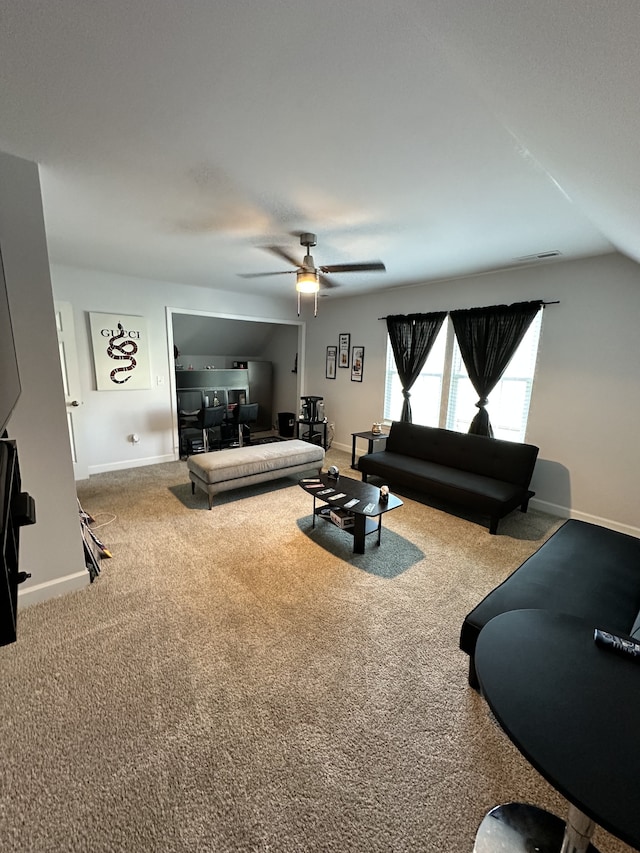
[
  {"x1": 18, "y1": 570, "x2": 89, "y2": 608},
  {"x1": 528, "y1": 498, "x2": 569, "y2": 519},
  {"x1": 332, "y1": 441, "x2": 351, "y2": 455},
  {"x1": 529, "y1": 498, "x2": 640, "y2": 539},
  {"x1": 88, "y1": 453, "x2": 176, "y2": 475}
]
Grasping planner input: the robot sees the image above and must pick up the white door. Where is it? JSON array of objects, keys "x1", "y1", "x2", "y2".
[{"x1": 55, "y1": 301, "x2": 88, "y2": 480}]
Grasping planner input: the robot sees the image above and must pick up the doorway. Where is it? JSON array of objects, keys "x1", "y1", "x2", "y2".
[
  {"x1": 166, "y1": 308, "x2": 305, "y2": 458},
  {"x1": 55, "y1": 301, "x2": 88, "y2": 479}
]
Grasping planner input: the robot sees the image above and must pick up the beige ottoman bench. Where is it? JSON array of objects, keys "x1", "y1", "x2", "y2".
[{"x1": 187, "y1": 439, "x2": 325, "y2": 509}]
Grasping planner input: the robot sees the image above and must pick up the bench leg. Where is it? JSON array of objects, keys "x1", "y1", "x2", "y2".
[
  {"x1": 361, "y1": 472, "x2": 369, "y2": 483},
  {"x1": 191, "y1": 479, "x2": 213, "y2": 509},
  {"x1": 489, "y1": 517, "x2": 499, "y2": 535}
]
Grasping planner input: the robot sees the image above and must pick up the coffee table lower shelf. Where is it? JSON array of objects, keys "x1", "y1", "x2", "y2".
[{"x1": 315, "y1": 506, "x2": 382, "y2": 552}]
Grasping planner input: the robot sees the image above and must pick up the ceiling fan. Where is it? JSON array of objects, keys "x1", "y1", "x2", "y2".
[{"x1": 239, "y1": 232, "x2": 386, "y2": 316}]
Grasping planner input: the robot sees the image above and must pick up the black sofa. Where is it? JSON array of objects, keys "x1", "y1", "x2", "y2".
[
  {"x1": 358, "y1": 421, "x2": 539, "y2": 534},
  {"x1": 460, "y1": 518, "x2": 640, "y2": 688}
]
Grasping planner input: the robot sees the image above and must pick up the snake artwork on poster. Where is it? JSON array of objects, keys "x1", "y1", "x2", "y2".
[{"x1": 89, "y1": 312, "x2": 152, "y2": 390}]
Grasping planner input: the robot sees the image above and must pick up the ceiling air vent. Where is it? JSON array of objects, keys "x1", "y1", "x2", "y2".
[{"x1": 515, "y1": 250, "x2": 562, "y2": 262}]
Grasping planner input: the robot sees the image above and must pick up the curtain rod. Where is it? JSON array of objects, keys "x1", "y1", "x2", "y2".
[{"x1": 378, "y1": 300, "x2": 559, "y2": 320}]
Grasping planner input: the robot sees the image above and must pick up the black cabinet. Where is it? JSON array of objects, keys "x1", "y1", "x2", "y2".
[
  {"x1": 0, "y1": 440, "x2": 36, "y2": 646},
  {"x1": 176, "y1": 369, "x2": 249, "y2": 417}
]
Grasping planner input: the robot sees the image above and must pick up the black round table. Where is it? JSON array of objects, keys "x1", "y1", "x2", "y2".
[{"x1": 474, "y1": 609, "x2": 640, "y2": 852}]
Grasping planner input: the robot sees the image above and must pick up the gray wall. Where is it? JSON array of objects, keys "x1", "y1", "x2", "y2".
[
  {"x1": 0, "y1": 151, "x2": 87, "y2": 606},
  {"x1": 55, "y1": 249, "x2": 640, "y2": 536},
  {"x1": 51, "y1": 267, "x2": 302, "y2": 472},
  {"x1": 303, "y1": 252, "x2": 640, "y2": 535}
]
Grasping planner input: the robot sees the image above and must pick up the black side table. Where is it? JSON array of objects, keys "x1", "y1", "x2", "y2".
[
  {"x1": 351, "y1": 430, "x2": 388, "y2": 470},
  {"x1": 474, "y1": 609, "x2": 640, "y2": 852},
  {"x1": 297, "y1": 419, "x2": 328, "y2": 450}
]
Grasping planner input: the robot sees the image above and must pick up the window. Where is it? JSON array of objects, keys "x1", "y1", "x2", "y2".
[
  {"x1": 384, "y1": 321, "x2": 447, "y2": 427},
  {"x1": 384, "y1": 311, "x2": 542, "y2": 442}
]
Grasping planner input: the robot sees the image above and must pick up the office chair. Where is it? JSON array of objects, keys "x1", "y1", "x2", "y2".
[
  {"x1": 235, "y1": 402, "x2": 259, "y2": 447},
  {"x1": 196, "y1": 405, "x2": 226, "y2": 452}
]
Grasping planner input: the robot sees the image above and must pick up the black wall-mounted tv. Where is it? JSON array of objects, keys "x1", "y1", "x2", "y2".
[{"x1": 0, "y1": 243, "x2": 21, "y2": 436}]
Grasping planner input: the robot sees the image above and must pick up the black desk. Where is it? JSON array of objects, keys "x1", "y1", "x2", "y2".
[
  {"x1": 351, "y1": 430, "x2": 388, "y2": 470},
  {"x1": 474, "y1": 609, "x2": 640, "y2": 852}
]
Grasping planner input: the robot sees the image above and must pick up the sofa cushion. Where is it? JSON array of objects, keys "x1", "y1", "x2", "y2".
[
  {"x1": 460, "y1": 519, "x2": 640, "y2": 656},
  {"x1": 187, "y1": 439, "x2": 324, "y2": 485},
  {"x1": 358, "y1": 451, "x2": 525, "y2": 510},
  {"x1": 384, "y1": 421, "x2": 538, "y2": 487}
]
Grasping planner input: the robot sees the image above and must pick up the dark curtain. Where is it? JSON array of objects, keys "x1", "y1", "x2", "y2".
[
  {"x1": 386, "y1": 312, "x2": 446, "y2": 422},
  {"x1": 449, "y1": 300, "x2": 542, "y2": 437}
]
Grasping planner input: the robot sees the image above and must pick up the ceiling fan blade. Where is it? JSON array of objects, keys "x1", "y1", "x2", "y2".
[
  {"x1": 263, "y1": 245, "x2": 302, "y2": 268},
  {"x1": 237, "y1": 270, "x2": 296, "y2": 278},
  {"x1": 319, "y1": 261, "x2": 386, "y2": 273},
  {"x1": 319, "y1": 273, "x2": 339, "y2": 289}
]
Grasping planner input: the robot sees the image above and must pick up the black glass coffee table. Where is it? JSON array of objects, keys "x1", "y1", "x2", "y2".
[
  {"x1": 299, "y1": 472, "x2": 402, "y2": 553},
  {"x1": 474, "y1": 608, "x2": 640, "y2": 852}
]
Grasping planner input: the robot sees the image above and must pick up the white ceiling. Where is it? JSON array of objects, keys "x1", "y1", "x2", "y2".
[{"x1": 1, "y1": 0, "x2": 638, "y2": 301}]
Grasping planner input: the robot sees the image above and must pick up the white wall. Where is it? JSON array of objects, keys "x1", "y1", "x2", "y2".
[
  {"x1": 0, "y1": 152, "x2": 88, "y2": 606},
  {"x1": 303, "y1": 253, "x2": 640, "y2": 535},
  {"x1": 51, "y1": 265, "x2": 301, "y2": 473}
]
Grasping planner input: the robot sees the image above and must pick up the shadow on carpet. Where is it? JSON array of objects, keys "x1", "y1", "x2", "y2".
[
  {"x1": 296, "y1": 517, "x2": 424, "y2": 578},
  {"x1": 168, "y1": 476, "x2": 305, "y2": 510},
  {"x1": 357, "y1": 476, "x2": 558, "y2": 541}
]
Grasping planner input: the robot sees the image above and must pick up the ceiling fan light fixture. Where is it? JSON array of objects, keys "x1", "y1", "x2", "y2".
[
  {"x1": 296, "y1": 270, "x2": 319, "y2": 293},
  {"x1": 240, "y1": 232, "x2": 385, "y2": 318}
]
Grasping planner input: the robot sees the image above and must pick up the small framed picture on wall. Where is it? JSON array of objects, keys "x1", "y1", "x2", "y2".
[
  {"x1": 351, "y1": 346, "x2": 364, "y2": 382},
  {"x1": 338, "y1": 333, "x2": 350, "y2": 368},
  {"x1": 326, "y1": 345, "x2": 337, "y2": 379}
]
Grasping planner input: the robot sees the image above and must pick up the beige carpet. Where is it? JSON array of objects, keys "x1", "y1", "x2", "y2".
[{"x1": 0, "y1": 447, "x2": 633, "y2": 852}]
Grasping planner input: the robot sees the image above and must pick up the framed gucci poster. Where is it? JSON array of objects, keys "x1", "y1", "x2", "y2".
[{"x1": 89, "y1": 312, "x2": 152, "y2": 390}]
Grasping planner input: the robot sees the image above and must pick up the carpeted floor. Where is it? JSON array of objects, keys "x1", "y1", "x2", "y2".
[{"x1": 0, "y1": 447, "x2": 634, "y2": 852}]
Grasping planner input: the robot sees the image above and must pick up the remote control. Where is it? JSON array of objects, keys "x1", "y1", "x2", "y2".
[{"x1": 594, "y1": 628, "x2": 640, "y2": 661}]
